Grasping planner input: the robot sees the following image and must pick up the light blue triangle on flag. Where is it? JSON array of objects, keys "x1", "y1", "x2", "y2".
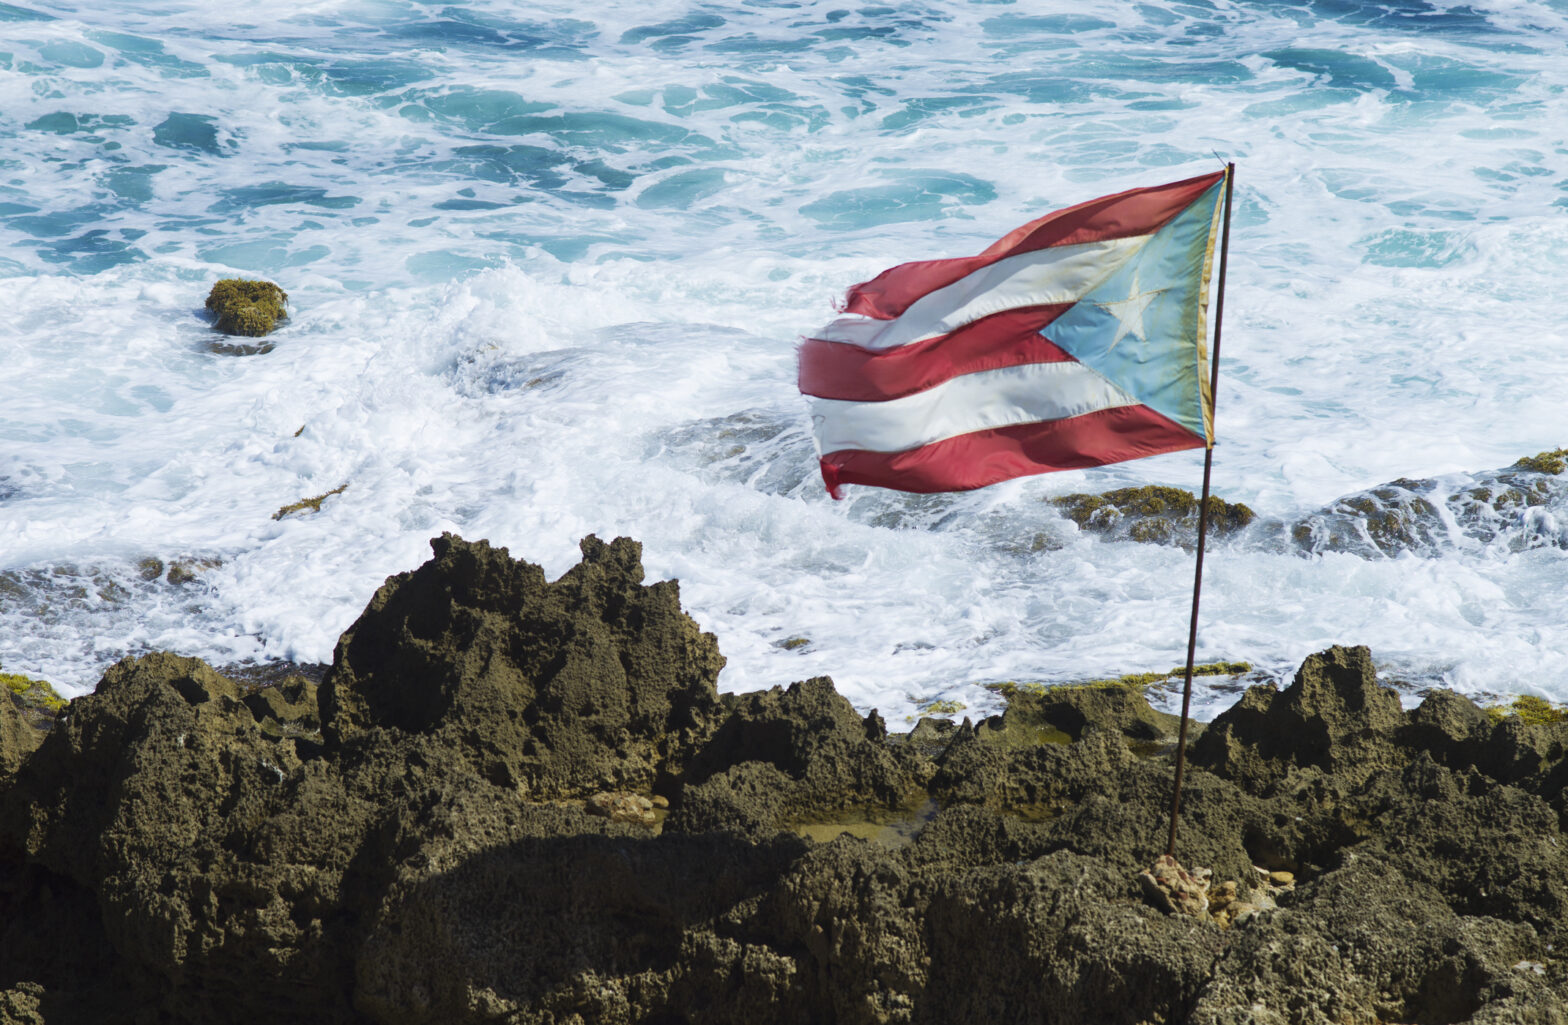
[{"x1": 1041, "y1": 179, "x2": 1225, "y2": 440}]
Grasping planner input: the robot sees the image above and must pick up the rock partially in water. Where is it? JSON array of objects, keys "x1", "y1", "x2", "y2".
[
  {"x1": 1288, "y1": 466, "x2": 1568, "y2": 558},
  {"x1": 204, "y1": 278, "x2": 288, "y2": 337},
  {"x1": 1052, "y1": 485, "x2": 1256, "y2": 547},
  {"x1": 1289, "y1": 478, "x2": 1448, "y2": 557},
  {"x1": 1513, "y1": 447, "x2": 1568, "y2": 475},
  {"x1": 650, "y1": 409, "x2": 820, "y2": 497},
  {"x1": 1050, "y1": 448, "x2": 1568, "y2": 559}
]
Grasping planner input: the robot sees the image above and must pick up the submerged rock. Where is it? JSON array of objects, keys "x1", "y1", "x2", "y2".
[{"x1": 1, "y1": 537, "x2": 1565, "y2": 1023}]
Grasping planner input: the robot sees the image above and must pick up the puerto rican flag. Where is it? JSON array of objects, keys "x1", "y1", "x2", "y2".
[{"x1": 799, "y1": 169, "x2": 1230, "y2": 498}]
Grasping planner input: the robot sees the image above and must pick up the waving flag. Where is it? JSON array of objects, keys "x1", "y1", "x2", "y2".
[{"x1": 800, "y1": 169, "x2": 1230, "y2": 497}]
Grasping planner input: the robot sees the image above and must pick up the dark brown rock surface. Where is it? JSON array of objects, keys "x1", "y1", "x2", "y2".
[{"x1": 1, "y1": 536, "x2": 1565, "y2": 1024}]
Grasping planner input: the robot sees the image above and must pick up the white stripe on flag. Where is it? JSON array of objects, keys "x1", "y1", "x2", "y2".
[
  {"x1": 809, "y1": 234, "x2": 1149, "y2": 351},
  {"x1": 809, "y1": 361, "x2": 1139, "y2": 454}
]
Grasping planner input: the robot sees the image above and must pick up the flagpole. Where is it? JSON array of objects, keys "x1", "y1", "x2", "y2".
[{"x1": 1166, "y1": 163, "x2": 1235, "y2": 859}]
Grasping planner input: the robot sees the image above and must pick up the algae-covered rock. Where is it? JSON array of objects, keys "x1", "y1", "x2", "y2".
[
  {"x1": 0, "y1": 687, "x2": 47, "y2": 783},
  {"x1": 1514, "y1": 447, "x2": 1568, "y2": 475},
  {"x1": 0, "y1": 672, "x2": 61, "y2": 779},
  {"x1": 321, "y1": 533, "x2": 727, "y2": 798},
  {"x1": 681, "y1": 677, "x2": 927, "y2": 817},
  {"x1": 205, "y1": 278, "x2": 288, "y2": 337},
  {"x1": 1, "y1": 672, "x2": 64, "y2": 712},
  {"x1": 1052, "y1": 485, "x2": 1255, "y2": 547},
  {"x1": 1484, "y1": 693, "x2": 1568, "y2": 725},
  {"x1": 981, "y1": 678, "x2": 1184, "y2": 746},
  {"x1": 272, "y1": 483, "x2": 347, "y2": 520}
]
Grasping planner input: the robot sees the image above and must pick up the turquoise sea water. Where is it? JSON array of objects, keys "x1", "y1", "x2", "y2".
[{"x1": 2, "y1": 0, "x2": 1567, "y2": 721}]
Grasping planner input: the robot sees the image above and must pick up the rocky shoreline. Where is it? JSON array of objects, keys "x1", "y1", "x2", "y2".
[{"x1": 2, "y1": 534, "x2": 1565, "y2": 1024}]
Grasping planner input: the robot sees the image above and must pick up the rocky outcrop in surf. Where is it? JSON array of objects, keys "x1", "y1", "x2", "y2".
[
  {"x1": 1, "y1": 535, "x2": 1565, "y2": 1024},
  {"x1": 1051, "y1": 446, "x2": 1568, "y2": 559},
  {"x1": 204, "y1": 278, "x2": 288, "y2": 337}
]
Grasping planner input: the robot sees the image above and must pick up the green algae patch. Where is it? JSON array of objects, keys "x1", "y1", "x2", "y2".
[
  {"x1": 974, "y1": 717, "x2": 1073, "y2": 749},
  {"x1": 789, "y1": 798, "x2": 939, "y2": 847},
  {"x1": 977, "y1": 664, "x2": 1250, "y2": 750},
  {"x1": 206, "y1": 277, "x2": 288, "y2": 337},
  {"x1": 273, "y1": 483, "x2": 348, "y2": 520},
  {"x1": 775, "y1": 636, "x2": 810, "y2": 651},
  {"x1": 987, "y1": 661, "x2": 1251, "y2": 698},
  {"x1": 2, "y1": 671, "x2": 66, "y2": 714},
  {"x1": 1483, "y1": 694, "x2": 1568, "y2": 726},
  {"x1": 1052, "y1": 485, "x2": 1255, "y2": 547},
  {"x1": 904, "y1": 698, "x2": 970, "y2": 724},
  {"x1": 1513, "y1": 448, "x2": 1568, "y2": 475}
]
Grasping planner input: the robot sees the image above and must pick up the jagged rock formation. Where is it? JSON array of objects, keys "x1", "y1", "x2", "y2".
[
  {"x1": 1, "y1": 537, "x2": 1565, "y2": 1024},
  {"x1": 319, "y1": 532, "x2": 727, "y2": 798}
]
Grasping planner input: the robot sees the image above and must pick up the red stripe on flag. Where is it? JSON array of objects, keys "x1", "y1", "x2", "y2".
[
  {"x1": 817, "y1": 405, "x2": 1205, "y2": 497},
  {"x1": 841, "y1": 170, "x2": 1225, "y2": 321},
  {"x1": 799, "y1": 304, "x2": 1076, "y2": 402}
]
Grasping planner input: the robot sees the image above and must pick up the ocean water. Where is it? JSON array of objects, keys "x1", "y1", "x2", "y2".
[{"x1": 2, "y1": 0, "x2": 1567, "y2": 723}]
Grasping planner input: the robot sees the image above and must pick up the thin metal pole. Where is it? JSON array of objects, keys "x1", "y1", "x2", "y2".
[{"x1": 1166, "y1": 163, "x2": 1235, "y2": 859}]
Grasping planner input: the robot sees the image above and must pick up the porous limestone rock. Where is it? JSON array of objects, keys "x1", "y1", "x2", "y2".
[
  {"x1": 320, "y1": 533, "x2": 727, "y2": 799},
  {"x1": 1, "y1": 538, "x2": 1566, "y2": 1025},
  {"x1": 1189, "y1": 644, "x2": 1406, "y2": 788}
]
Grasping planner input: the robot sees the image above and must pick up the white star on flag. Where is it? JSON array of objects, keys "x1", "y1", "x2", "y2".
[{"x1": 1093, "y1": 270, "x2": 1166, "y2": 350}]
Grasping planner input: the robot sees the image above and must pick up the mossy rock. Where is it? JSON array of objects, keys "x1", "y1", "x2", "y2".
[
  {"x1": 906, "y1": 698, "x2": 967, "y2": 722},
  {"x1": 1051, "y1": 486, "x2": 1255, "y2": 546},
  {"x1": 1012, "y1": 661, "x2": 1251, "y2": 694},
  {"x1": 205, "y1": 278, "x2": 288, "y2": 337},
  {"x1": 1483, "y1": 694, "x2": 1568, "y2": 726},
  {"x1": 3, "y1": 671, "x2": 67, "y2": 718},
  {"x1": 985, "y1": 662, "x2": 1251, "y2": 708},
  {"x1": 1513, "y1": 448, "x2": 1568, "y2": 475},
  {"x1": 273, "y1": 483, "x2": 348, "y2": 520}
]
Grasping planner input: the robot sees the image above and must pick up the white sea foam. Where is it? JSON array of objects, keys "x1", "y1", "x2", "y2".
[{"x1": 2, "y1": 0, "x2": 1567, "y2": 723}]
